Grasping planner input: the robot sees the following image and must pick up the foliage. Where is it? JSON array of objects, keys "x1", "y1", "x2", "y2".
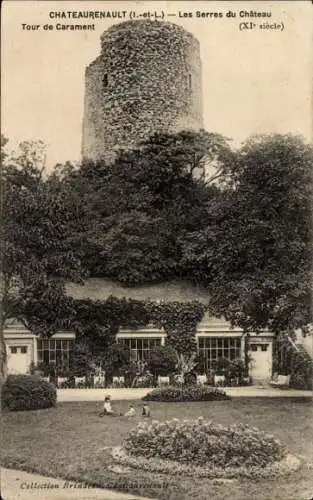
[
  {"x1": 147, "y1": 345, "x2": 177, "y2": 377},
  {"x1": 123, "y1": 418, "x2": 286, "y2": 469},
  {"x1": 194, "y1": 351, "x2": 207, "y2": 374},
  {"x1": 68, "y1": 297, "x2": 205, "y2": 363},
  {"x1": 69, "y1": 339, "x2": 92, "y2": 377},
  {"x1": 131, "y1": 371, "x2": 154, "y2": 388},
  {"x1": 103, "y1": 343, "x2": 131, "y2": 377},
  {"x1": 274, "y1": 335, "x2": 313, "y2": 390},
  {"x1": 9, "y1": 280, "x2": 75, "y2": 336},
  {"x1": 212, "y1": 357, "x2": 231, "y2": 374},
  {"x1": 228, "y1": 358, "x2": 246, "y2": 380},
  {"x1": 1, "y1": 374, "x2": 56, "y2": 411},
  {"x1": 113, "y1": 446, "x2": 299, "y2": 480},
  {"x1": 149, "y1": 301, "x2": 206, "y2": 354},
  {"x1": 67, "y1": 130, "x2": 232, "y2": 285},
  {"x1": 142, "y1": 386, "x2": 230, "y2": 402},
  {"x1": 70, "y1": 296, "x2": 150, "y2": 356},
  {"x1": 0, "y1": 138, "x2": 85, "y2": 384},
  {"x1": 175, "y1": 352, "x2": 198, "y2": 383},
  {"x1": 182, "y1": 134, "x2": 313, "y2": 335}
]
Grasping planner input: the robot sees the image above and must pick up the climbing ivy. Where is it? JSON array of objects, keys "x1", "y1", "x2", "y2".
[
  {"x1": 69, "y1": 296, "x2": 206, "y2": 357},
  {"x1": 148, "y1": 300, "x2": 206, "y2": 355}
]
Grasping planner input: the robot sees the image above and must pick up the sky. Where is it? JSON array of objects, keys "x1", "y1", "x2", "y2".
[{"x1": 2, "y1": 0, "x2": 313, "y2": 170}]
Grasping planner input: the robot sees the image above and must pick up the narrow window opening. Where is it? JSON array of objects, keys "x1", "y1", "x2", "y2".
[
  {"x1": 188, "y1": 73, "x2": 192, "y2": 90},
  {"x1": 103, "y1": 74, "x2": 108, "y2": 88}
]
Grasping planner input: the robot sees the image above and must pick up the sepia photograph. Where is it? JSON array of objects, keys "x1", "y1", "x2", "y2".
[{"x1": 1, "y1": 1, "x2": 313, "y2": 499}]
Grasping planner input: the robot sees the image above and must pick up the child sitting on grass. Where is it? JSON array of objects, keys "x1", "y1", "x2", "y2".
[
  {"x1": 123, "y1": 403, "x2": 136, "y2": 417},
  {"x1": 142, "y1": 403, "x2": 151, "y2": 417},
  {"x1": 99, "y1": 395, "x2": 119, "y2": 416}
]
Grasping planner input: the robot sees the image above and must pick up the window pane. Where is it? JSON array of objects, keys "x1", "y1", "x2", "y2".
[
  {"x1": 43, "y1": 340, "x2": 49, "y2": 349},
  {"x1": 198, "y1": 338, "x2": 204, "y2": 348},
  {"x1": 37, "y1": 340, "x2": 42, "y2": 349},
  {"x1": 151, "y1": 339, "x2": 161, "y2": 347},
  {"x1": 56, "y1": 340, "x2": 62, "y2": 350},
  {"x1": 49, "y1": 340, "x2": 56, "y2": 350},
  {"x1": 217, "y1": 339, "x2": 223, "y2": 349},
  {"x1": 62, "y1": 340, "x2": 69, "y2": 349},
  {"x1": 50, "y1": 350, "x2": 56, "y2": 362},
  {"x1": 212, "y1": 351, "x2": 218, "y2": 362},
  {"x1": 229, "y1": 350, "x2": 236, "y2": 360}
]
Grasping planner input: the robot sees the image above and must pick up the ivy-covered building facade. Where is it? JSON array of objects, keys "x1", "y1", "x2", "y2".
[{"x1": 4, "y1": 279, "x2": 276, "y2": 384}]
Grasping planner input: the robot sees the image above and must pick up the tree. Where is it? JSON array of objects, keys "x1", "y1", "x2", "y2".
[
  {"x1": 183, "y1": 134, "x2": 313, "y2": 335},
  {"x1": 67, "y1": 130, "x2": 233, "y2": 285},
  {"x1": 0, "y1": 138, "x2": 85, "y2": 384}
]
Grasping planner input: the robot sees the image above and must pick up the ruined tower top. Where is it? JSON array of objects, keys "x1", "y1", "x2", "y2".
[{"x1": 82, "y1": 20, "x2": 203, "y2": 162}]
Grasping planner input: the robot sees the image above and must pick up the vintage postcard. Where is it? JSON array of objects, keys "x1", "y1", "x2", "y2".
[{"x1": 1, "y1": 1, "x2": 312, "y2": 500}]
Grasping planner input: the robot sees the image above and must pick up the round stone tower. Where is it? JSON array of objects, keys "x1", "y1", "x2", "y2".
[{"x1": 82, "y1": 20, "x2": 203, "y2": 161}]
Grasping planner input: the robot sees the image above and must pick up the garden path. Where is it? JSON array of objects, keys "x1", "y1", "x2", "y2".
[
  {"x1": 57, "y1": 386, "x2": 312, "y2": 402},
  {"x1": 1, "y1": 467, "x2": 154, "y2": 500}
]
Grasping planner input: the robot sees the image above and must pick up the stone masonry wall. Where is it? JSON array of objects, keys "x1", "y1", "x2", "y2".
[{"x1": 82, "y1": 20, "x2": 203, "y2": 161}]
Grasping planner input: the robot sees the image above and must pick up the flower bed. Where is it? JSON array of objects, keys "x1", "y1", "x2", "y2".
[
  {"x1": 142, "y1": 385, "x2": 230, "y2": 402},
  {"x1": 111, "y1": 446, "x2": 300, "y2": 480},
  {"x1": 122, "y1": 418, "x2": 286, "y2": 467},
  {"x1": 111, "y1": 417, "x2": 301, "y2": 479}
]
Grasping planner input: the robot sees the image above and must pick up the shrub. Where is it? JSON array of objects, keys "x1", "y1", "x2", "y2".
[
  {"x1": 104, "y1": 343, "x2": 131, "y2": 377},
  {"x1": 2, "y1": 374, "x2": 57, "y2": 411},
  {"x1": 122, "y1": 418, "x2": 287, "y2": 469},
  {"x1": 147, "y1": 345, "x2": 177, "y2": 377},
  {"x1": 213, "y1": 357, "x2": 231, "y2": 375},
  {"x1": 142, "y1": 385, "x2": 230, "y2": 402},
  {"x1": 290, "y1": 349, "x2": 313, "y2": 390}
]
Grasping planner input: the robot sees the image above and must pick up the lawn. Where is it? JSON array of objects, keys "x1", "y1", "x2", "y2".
[{"x1": 2, "y1": 398, "x2": 313, "y2": 500}]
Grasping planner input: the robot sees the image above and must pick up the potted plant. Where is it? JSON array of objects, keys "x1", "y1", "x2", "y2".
[
  {"x1": 228, "y1": 358, "x2": 245, "y2": 386},
  {"x1": 213, "y1": 358, "x2": 230, "y2": 387},
  {"x1": 175, "y1": 352, "x2": 199, "y2": 393}
]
